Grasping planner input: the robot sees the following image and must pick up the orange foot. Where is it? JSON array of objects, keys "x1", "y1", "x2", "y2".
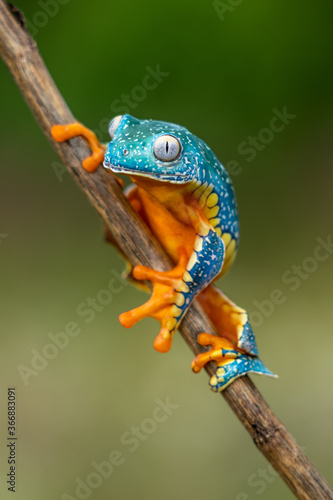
[
  {"x1": 191, "y1": 333, "x2": 240, "y2": 373},
  {"x1": 51, "y1": 122, "x2": 106, "y2": 173},
  {"x1": 119, "y1": 248, "x2": 188, "y2": 353}
]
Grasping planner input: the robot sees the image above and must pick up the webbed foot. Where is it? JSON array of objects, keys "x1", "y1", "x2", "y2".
[
  {"x1": 192, "y1": 333, "x2": 277, "y2": 392},
  {"x1": 51, "y1": 122, "x2": 106, "y2": 173},
  {"x1": 119, "y1": 248, "x2": 189, "y2": 353}
]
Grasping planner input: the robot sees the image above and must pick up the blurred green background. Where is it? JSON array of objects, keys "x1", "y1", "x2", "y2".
[{"x1": 1, "y1": 0, "x2": 333, "y2": 498}]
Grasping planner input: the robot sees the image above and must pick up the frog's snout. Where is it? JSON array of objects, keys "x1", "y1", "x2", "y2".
[{"x1": 103, "y1": 142, "x2": 132, "y2": 173}]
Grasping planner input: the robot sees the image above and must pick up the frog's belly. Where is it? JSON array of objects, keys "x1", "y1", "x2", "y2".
[
  {"x1": 138, "y1": 189, "x2": 196, "y2": 264},
  {"x1": 137, "y1": 187, "x2": 236, "y2": 279}
]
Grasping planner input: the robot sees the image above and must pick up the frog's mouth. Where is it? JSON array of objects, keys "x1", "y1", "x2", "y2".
[{"x1": 103, "y1": 160, "x2": 192, "y2": 183}]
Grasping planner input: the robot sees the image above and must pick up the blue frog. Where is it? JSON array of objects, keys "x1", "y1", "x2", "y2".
[{"x1": 52, "y1": 114, "x2": 276, "y2": 391}]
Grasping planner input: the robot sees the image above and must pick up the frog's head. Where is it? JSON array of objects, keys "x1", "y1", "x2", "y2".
[{"x1": 104, "y1": 114, "x2": 209, "y2": 183}]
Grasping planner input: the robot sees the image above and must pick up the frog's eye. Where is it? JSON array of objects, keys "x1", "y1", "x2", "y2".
[
  {"x1": 153, "y1": 135, "x2": 181, "y2": 162},
  {"x1": 108, "y1": 115, "x2": 123, "y2": 139}
]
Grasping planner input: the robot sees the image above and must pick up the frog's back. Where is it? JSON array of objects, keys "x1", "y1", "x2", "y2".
[{"x1": 189, "y1": 137, "x2": 239, "y2": 274}]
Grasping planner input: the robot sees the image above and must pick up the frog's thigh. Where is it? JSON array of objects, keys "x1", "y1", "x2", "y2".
[{"x1": 198, "y1": 285, "x2": 248, "y2": 347}]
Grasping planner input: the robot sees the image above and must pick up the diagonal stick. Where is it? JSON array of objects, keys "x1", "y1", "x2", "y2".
[{"x1": 0, "y1": 2, "x2": 332, "y2": 498}]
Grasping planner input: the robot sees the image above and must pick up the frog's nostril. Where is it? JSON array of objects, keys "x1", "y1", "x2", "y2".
[{"x1": 123, "y1": 148, "x2": 129, "y2": 156}]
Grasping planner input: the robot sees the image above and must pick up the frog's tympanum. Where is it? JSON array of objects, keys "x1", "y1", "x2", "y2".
[{"x1": 51, "y1": 115, "x2": 276, "y2": 391}]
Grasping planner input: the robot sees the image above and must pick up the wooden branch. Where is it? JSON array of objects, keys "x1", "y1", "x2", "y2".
[{"x1": 1, "y1": 2, "x2": 332, "y2": 498}]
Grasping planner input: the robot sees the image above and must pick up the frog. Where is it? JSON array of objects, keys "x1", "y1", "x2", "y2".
[{"x1": 51, "y1": 115, "x2": 276, "y2": 391}]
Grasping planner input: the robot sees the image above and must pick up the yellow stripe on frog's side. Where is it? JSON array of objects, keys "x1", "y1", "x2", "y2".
[
  {"x1": 223, "y1": 250, "x2": 237, "y2": 273},
  {"x1": 203, "y1": 190, "x2": 220, "y2": 224},
  {"x1": 210, "y1": 217, "x2": 220, "y2": 228},
  {"x1": 178, "y1": 281, "x2": 189, "y2": 294},
  {"x1": 221, "y1": 234, "x2": 237, "y2": 275},
  {"x1": 194, "y1": 236, "x2": 203, "y2": 252},
  {"x1": 198, "y1": 184, "x2": 214, "y2": 208},
  {"x1": 222, "y1": 233, "x2": 232, "y2": 247},
  {"x1": 183, "y1": 271, "x2": 193, "y2": 283},
  {"x1": 206, "y1": 205, "x2": 219, "y2": 218},
  {"x1": 170, "y1": 304, "x2": 183, "y2": 318},
  {"x1": 193, "y1": 182, "x2": 208, "y2": 200},
  {"x1": 187, "y1": 179, "x2": 202, "y2": 197},
  {"x1": 188, "y1": 181, "x2": 237, "y2": 275},
  {"x1": 175, "y1": 293, "x2": 185, "y2": 307},
  {"x1": 189, "y1": 181, "x2": 217, "y2": 210},
  {"x1": 189, "y1": 182, "x2": 221, "y2": 226},
  {"x1": 206, "y1": 192, "x2": 219, "y2": 208},
  {"x1": 187, "y1": 252, "x2": 198, "y2": 271},
  {"x1": 166, "y1": 317, "x2": 177, "y2": 331},
  {"x1": 225, "y1": 238, "x2": 236, "y2": 260}
]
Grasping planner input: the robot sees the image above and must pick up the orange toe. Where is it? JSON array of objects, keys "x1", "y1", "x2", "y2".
[
  {"x1": 153, "y1": 329, "x2": 173, "y2": 353},
  {"x1": 118, "y1": 249, "x2": 187, "y2": 352},
  {"x1": 82, "y1": 150, "x2": 105, "y2": 173},
  {"x1": 51, "y1": 122, "x2": 105, "y2": 173},
  {"x1": 119, "y1": 311, "x2": 135, "y2": 328},
  {"x1": 191, "y1": 358, "x2": 201, "y2": 373},
  {"x1": 51, "y1": 124, "x2": 70, "y2": 142}
]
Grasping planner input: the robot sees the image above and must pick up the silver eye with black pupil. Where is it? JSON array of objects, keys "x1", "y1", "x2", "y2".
[
  {"x1": 108, "y1": 115, "x2": 123, "y2": 139},
  {"x1": 153, "y1": 135, "x2": 181, "y2": 162}
]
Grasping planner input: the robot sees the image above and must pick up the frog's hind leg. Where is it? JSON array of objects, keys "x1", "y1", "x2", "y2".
[
  {"x1": 198, "y1": 285, "x2": 259, "y2": 355},
  {"x1": 193, "y1": 287, "x2": 277, "y2": 391},
  {"x1": 192, "y1": 333, "x2": 276, "y2": 392},
  {"x1": 119, "y1": 223, "x2": 225, "y2": 354},
  {"x1": 191, "y1": 334, "x2": 239, "y2": 372}
]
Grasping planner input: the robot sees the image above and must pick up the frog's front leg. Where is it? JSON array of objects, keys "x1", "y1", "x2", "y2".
[
  {"x1": 51, "y1": 123, "x2": 106, "y2": 172},
  {"x1": 119, "y1": 247, "x2": 188, "y2": 351},
  {"x1": 120, "y1": 219, "x2": 225, "y2": 353}
]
